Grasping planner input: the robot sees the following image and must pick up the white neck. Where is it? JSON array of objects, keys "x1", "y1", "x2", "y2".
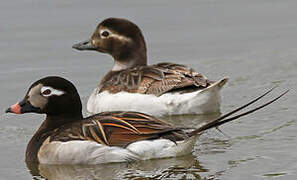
[{"x1": 112, "y1": 61, "x2": 133, "y2": 71}]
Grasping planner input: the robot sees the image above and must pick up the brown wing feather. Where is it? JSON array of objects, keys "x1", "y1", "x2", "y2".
[
  {"x1": 49, "y1": 111, "x2": 189, "y2": 147},
  {"x1": 98, "y1": 63, "x2": 211, "y2": 96}
]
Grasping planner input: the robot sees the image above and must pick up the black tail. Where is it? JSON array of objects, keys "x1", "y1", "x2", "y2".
[{"x1": 189, "y1": 88, "x2": 289, "y2": 136}]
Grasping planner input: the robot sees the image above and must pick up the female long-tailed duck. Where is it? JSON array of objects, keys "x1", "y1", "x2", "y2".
[
  {"x1": 72, "y1": 18, "x2": 228, "y2": 116},
  {"x1": 6, "y1": 76, "x2": 287, "y2": 164}
]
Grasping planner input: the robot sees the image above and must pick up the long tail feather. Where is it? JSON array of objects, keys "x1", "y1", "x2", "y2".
[
  {"x1": 189, "y1": 88, "x2": 289, "y2": 136},
  {"x1": 212, "y1": 86, "x2": 276, "y2": 123}
]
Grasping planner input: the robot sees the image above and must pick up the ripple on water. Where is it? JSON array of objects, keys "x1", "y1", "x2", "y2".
[
  {"x1": 30, "y1": 156, "x2": 216, "y2": 180},
  {"x1": 0, "y1": 125, "x2": 33, "y2": 143},
  {"x1": 262, "y1": 172, "x2": 287, "y2": 177}
]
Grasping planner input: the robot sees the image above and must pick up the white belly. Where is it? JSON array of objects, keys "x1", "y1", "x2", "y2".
[
  {"x1": 38, "y1": 137, "x2": 197, "y2": 165},
  {"x1": 87, "y1": 78, "x2": 228, "y2": 116}
]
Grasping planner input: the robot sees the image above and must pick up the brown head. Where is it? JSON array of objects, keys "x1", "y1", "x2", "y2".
[{"x1": 72, "y1": 18, "x2": 147, "y2": 71}]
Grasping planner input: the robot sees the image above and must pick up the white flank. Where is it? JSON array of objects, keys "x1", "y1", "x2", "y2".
[
  {"x1": 126, "y1": 136, "x2": 197, "y2": 160},
  {"x1": 38, "y1": 137, "x2": 197, "y2": 165},
  {"x1": 87, "y1": 78, "x2": 228, "y2": 116},
  {"x1": 38, "y1": 140, "x2": 139, "y2": 165}
]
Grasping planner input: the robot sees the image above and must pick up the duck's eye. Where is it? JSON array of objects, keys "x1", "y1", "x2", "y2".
[
  {"x1": 41, "y1": 86, "x2": 65, "y2": 97},
  {"x1": 101, "y1": 31, "x2": 110, "y2": 38},
  {"x1": 42, "y1": 89, "x2": 51, "y2": 96}
]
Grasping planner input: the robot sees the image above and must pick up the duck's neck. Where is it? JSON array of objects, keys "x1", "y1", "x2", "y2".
[
  {"x1": 25, "y1": 114, "x2": 83, "y2": 163},
  {"x1": 112, "y1": 44, "x2": 147, "y2": 71},
  {"x1": 112, "y1": 58, "x2": 146, "y2": 71}
]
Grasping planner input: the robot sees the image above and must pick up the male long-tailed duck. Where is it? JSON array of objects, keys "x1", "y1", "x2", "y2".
[
  {"x1": 72, "y1": 18, "x2": 228, "y2": 116},
  {"x1": 6, "y1": 76, "x2": 287, "y2": 164}
]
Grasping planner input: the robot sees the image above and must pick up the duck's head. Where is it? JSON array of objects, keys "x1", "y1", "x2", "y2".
[
  {"x1": 6, "y1": 76, "x2": 82, "y2": 119},
  {"x1": 72, "y1": 18, "x2": 147, "y2": 71}
]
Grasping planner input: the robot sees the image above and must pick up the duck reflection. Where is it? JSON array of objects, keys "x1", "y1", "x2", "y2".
[{"x1": 27, "y1": 155, "x2": 211, "y2": 180}]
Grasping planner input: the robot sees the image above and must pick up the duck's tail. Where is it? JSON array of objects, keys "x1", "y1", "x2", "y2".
[
  {"x1": 189, "y1": 87, "x2": 289, "y2": 136},
  {"x1": 207, "y1": 77, "x2": 229, "y2": 91},
  {"x1": 182, "y1": 77, "x2": 228, "y2": 114}
]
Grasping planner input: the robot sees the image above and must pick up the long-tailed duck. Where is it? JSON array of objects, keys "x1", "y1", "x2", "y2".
[{"x1": 72, "y1": 18, "x2": 228, "y2": 116}]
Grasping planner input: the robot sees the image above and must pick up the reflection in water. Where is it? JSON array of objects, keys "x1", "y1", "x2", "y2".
[
  {"x1": 198, "y1": 138, "x2": 231, "y2": 155},
  {"x1": 27, "y1": 155, "x2": 214, "y2": 180}
]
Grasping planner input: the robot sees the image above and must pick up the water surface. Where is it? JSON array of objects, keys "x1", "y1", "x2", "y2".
[{"x1": 0, "y1": 0, "x2": 296, "y2": 179}]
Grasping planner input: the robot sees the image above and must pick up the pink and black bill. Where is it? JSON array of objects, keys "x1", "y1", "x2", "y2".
[{"x1": 5, "y1": 99, "x2": 41, "y2": 114}]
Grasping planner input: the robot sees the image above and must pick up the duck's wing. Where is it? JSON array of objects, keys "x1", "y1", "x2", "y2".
[
  {"x1": 99, "y1": 63, "x2": 213, "y2": 96},
  {"x1": 50, "y1": 111, "x2": 188, "y2": 147}
]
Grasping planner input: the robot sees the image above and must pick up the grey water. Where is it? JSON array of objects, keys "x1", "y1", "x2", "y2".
[{"x1": 0, "y1": 0, "x2": 297, "y2": 179}]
